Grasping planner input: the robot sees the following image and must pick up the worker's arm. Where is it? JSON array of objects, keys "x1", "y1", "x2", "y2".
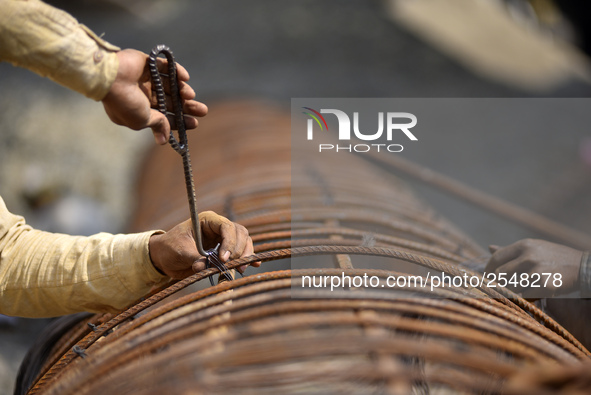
[
  {"x1": 0, "y1": 1, "x2": 256, "y2": 318},
  {"x1": 0, "y1": 0, "x2": 119, "y2": 100},
  {"x1": 0, "y1": 0, "x2": 207, "y2": 143},
  {"x1": 0, "y1": 197, "x2": 256, "y2": 318},
  {"x1": 486, "y1": 239, "x2": 590, "y2": 297}
]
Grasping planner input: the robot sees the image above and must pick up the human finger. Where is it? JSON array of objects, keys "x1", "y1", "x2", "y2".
[
  {"x1": 199, "y1": 212, "x2": 236, "y2": 259},
  {"x1": 486, "y1": 259, "x2": 532, "y2": 296},
  {"x1": 148, "y1": 90, "x2": 172, "y2": 111},
  {"x1": 148, "y1": 97, "x2": 205, "y2": 126},
  {"x1": 488, "y1": 245, "x2": 500, "y2": 254},
  {"x1": 150, "y1": 78, "x2": 195, "y2": 101},
  {"x1": 163, "y1": 112, "x2": 199, "y2": 131},
  {"x1": 184, "y1": 100, "x2": 208, "y2": 118},
  {"x1": 237, "y1": 243, "x2": 258, "y2": 274},
  {"x1": 237, "y1": 228, "x2": 260, "y2": 273},
  {"x1": 147, "y1": 110, "x2": 170, "y2": 145},
  {"x1": 198, "y1": 212, "x2": 257, "y2": 264},
  {"x1": 485, "y1": 242, "x2": 523, "y2": 273},
  {"x1": 192, "y1": 256, "x2": 208, "y2": 273},
  {"x1": 154, "y1": 56, "x2": 167, "y2": 71},
  {"x1": 218, "y1": 221, "x2": 238, "y2": 262},
  {"x1": 490, "y1": 257, "x2": 543, "y2": 296},
  {"x1": 229, "y1": 225, "x2": 249, "y2": 261},
  {"x1": 183, "y1": 115, "x2": 199, "y2": 130},
  {"x1": 175, "y1": 62, "x2": 191, "y2": 81},
  {"x1": 179, "y1": 81, "x2": 195, "y2": 100},
  {"x1": 237, "y1": 238, "x2": 260, "y2": 273},
  {"x1": 149, "y1": 83, "x2": 193, "y2": 106}
]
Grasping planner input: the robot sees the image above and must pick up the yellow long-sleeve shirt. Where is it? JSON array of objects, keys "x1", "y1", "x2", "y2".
[
  {"x1": 0, "y1": 0, "x2": 119, "y2": 100},
  {"x1": 0, "y1": 197, "x2": 168, "y2": 317},
  {"x1": 0, "y1": 1, "x2": 169, "y2": 317}
]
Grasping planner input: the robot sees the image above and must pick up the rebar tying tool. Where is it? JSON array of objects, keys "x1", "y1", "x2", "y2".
[{"x1": 148, "y1": 45, "x2": 234, "y2": 286}]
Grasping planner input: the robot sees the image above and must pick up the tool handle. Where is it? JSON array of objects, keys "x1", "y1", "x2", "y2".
[{"x1": 148, "y1": 45, "x2": 208, "y2": 257}]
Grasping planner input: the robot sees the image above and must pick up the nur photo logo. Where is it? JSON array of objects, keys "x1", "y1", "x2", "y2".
[{"x1": 302, "y1": 107, "x2": 418, "y2": 153}]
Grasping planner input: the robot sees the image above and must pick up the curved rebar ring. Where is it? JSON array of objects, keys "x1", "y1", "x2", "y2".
[{"x1": 26, "y1": 245, "x2": 590, "y2": 395}]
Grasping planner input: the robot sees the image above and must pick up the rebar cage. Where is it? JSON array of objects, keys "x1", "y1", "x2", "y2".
[{"x1": 21, "y1": 101, "x2": 591, "y2": 395}]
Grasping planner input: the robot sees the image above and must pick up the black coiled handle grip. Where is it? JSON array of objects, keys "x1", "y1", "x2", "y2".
[{"x1": 148, "y1": 44, "x2": 187, "y2": 154}]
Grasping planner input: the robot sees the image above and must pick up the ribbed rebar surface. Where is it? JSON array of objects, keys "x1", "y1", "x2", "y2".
[{"x1": 26, "y1": 101, "x2": 590, "y2": 394}]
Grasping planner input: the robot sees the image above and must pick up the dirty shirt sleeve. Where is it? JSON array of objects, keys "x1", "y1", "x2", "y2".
[
  {"x1": 0, "y1": 196, "x2": 169, "y2": 318},
  {"x1": 0, "y1": 0, "x2": 120, "y2": 100}
]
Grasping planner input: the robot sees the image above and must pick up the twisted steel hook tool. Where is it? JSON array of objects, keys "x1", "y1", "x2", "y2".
[{"x1": 148, "y1": 44, "x2": 232, "y2": 285}]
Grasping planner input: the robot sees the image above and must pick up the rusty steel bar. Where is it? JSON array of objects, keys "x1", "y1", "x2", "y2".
[
  {"x1": 148, "y1": 45, "x2": 209, "y2": 258},
  {"x1": 25, "y1": 100, "x2": 590, "y2": 395},
  {"x1": 362, "y1": 152, "x2": 591, "y2": 251}
]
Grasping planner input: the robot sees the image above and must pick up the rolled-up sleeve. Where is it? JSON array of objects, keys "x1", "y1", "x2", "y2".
[
  {"x1": 0, "y1": 197, "x2": 169, "y2": 318},
  {"x1": 0, "y1": 0, "x2": 120, "y2": 100}
]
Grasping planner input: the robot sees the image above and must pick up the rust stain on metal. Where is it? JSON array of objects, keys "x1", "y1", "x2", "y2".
[{"x1": 26, "y1": 101, "x2": 591, "y2": 394}]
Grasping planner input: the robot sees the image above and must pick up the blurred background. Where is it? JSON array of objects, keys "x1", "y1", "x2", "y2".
[{"x1": 1, "y1": 0, "x2": 591, "y2": 393}]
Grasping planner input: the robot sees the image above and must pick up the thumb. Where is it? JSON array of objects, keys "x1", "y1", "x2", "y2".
[
  {"x1": 147, "y1": 110, "x2": 170, "y2": 145},
  {"x1": 192, "y1": 256, "x2": 208, "y2": 273},
  {"x1": 488, "y1": 245, "x2": 501, "y2": 254}
]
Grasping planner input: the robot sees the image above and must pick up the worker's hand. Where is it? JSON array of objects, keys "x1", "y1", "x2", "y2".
[
  {"x1": 101, "y1": 49, "x2": 208, "y2": 144},
  {"x1": 485, "y1": 239, "x2": 582, "y2": 297},
  {"x1": 148, "y1": 211, "x2": 260, "y2": 279}
]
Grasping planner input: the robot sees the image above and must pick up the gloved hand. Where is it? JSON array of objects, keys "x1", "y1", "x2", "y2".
[
  {"x1": 101, "y1": 49, "x2": 208, "y2": 144},
  {"x1": 148, "y1": 211, "x2": 259, "y2": 279},
  {"x1": 485, "y1": 239, "x2": 582, "y2": 297}
]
